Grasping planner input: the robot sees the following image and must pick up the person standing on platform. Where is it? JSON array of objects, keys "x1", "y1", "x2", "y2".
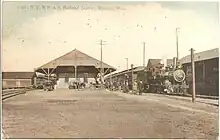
[
  {"x1": 138, "y1": 80, "x2": 144, "y2": 95},
  {"x1": 76, "y1": 80, "x2": 80, "y2": 90},
  {"x1": 123, "y1": 74, "x2": 129, "y2": 93},
  {"x1": 133, "y1": 80, "x2": 138, "y2": 95}
]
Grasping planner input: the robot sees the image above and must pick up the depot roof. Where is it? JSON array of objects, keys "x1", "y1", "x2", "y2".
[
  {"x1": 180, "y1": 48, "x2": 219, "y2": 64},
  {"x1": 36, "y1": 49, "x2": 117, "y2": 71}
]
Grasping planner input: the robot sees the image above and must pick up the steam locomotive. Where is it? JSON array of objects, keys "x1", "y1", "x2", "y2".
[
  {"x1": 104, "y1": 58, "x2": 189, "y2": 94},
  {"x1": 137, "y1": 62, "x2": 189, "y2": 94}
]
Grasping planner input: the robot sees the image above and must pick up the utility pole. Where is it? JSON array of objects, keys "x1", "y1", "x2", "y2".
[
  {"x1": 74, "y1": 51, "x2": 77, "y2": 81},
  {"x1": 143, "y1": 42, "x2": 146, "y2": 67},
  {"x1": 47, "y1": 68, "x2": 49, "y2": 82},
  {"x1": 131, "y1": 64, "x2": 134, "y2": 93},
  {"x1": 125, "y1": 58, "x2": 128, "y2": 70},
  {"x1": 34, "y1": 68, "x2": 37, "y2": 85},
  {"x1": 176, "y1": 28, "x2": 180, "y2": 62},
  {"x1": 100, "y1": 40, "x2": 106, "y2": 88},
  {"x1": 100, "y1": 40, "x2": 103, "y2": 75},
  {"x1": 110, "y1": 69, "x2": 112, "y2": 86},
  {"x1": 190, "y1": 48, "x2": 196, "y2": 103}
]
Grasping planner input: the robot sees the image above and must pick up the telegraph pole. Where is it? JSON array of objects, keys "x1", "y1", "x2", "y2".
[
  {"x1": 100, "y1": 40, "x2": 103, "y2": 75},
  {"x1": 131, "y1": 64, "x2": 134, "y2": 93},
  {"x1": 190, "y1": 48, "x2": 196, "y2": 102},
  {"x1": 110, "y1": 69, "x2": 112, "y2": 87},
  {"x1": 125, "y1": 58, "x2": 128, "y2": 70},
  {"x1": 143, "y1": 42, "x2": 146, "y2": 67},
  {"x1": 100, "y1": 40, "x2": 106, "y2": 88},
  {"x1": 47, "y1": 68, "x2": 49, "y2": 82},
  {"x1": 176, "y1": 28, "x2": 180, "y2": 62},
  {"x1": 74, "y1": 50, "x2": 77, "y2": 81}
]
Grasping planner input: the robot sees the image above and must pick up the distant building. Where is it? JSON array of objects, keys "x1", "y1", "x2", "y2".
[
  {"x1": 2, "y1": 72, "x2": 34, "y2": 89},
  {"x1": 180, "y1": 48, "x2": 219, "y2": 96}
]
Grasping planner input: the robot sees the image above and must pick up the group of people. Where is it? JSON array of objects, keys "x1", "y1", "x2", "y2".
[
  {"x1": 69, "y1": 81, "x2": 86, "y2": 90},
  {"x1": 105, "y1": 79, "x2": 145, "y2": 95},
  {"x1": 133, "y1": 80, "x2": 145, "y2": 95},
  {"x1": 43, "y1": 81, "x2": 55, "y2": 91}
]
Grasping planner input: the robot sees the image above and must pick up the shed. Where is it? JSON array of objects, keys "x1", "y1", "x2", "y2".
[
  {"x1": 2, "y1": 72, "x2": 34, "y2": 88},
  {"x1": 179, "y1": 48, "x2": 219, "y2": 96}
]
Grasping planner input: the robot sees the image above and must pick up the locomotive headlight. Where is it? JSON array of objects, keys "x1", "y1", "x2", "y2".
[{"x1": 173, "y1": 70, "x2": 186, "y2": 83}]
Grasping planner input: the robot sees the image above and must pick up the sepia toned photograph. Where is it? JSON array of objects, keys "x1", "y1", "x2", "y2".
[{"x1": 2, "y1": 1, "x2": 219, "y2": 139}]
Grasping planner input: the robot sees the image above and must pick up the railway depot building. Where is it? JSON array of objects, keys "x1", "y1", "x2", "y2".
[
  {"x1": 2, "y1": 72, "x2": 34, "y2": 89},
  {"x1": 35, "y1": 49, "x2": 116, "y2": 88},
  {"x1": 180, "y1": 48, "x2": 219, "y2": 96}
]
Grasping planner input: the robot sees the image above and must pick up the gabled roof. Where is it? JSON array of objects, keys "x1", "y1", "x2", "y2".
[
  {"x1": 2, "y1": 72, "x2": 34, "y2": 79},
  {"x1": 180, "y1": 48, "x2": 219, "y2": 64},
  {"x1": 36, "y1": 49, "x2": 116, "y2": 70}
]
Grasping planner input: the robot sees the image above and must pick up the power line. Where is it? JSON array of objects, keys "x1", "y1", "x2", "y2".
[
  {"x1": 176, "y1": 28, "x2": 180, "y2": 61},
  {"x1": 99, "y1": 39, "x2": 107, "y2": 88},
  {"x1": 142, "y1": 42, "x2": 146, "y2": 67},
  {"x1": 190, "y1": 48, "x2": 196, "y2": 103},
  {"x1": 100, "y1": 40, "x2": 107, "y2": 74}
]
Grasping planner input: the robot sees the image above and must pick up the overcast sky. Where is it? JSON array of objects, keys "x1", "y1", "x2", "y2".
[{"x1": 2, "y1": 1, "x2": 220, "y2": 72}]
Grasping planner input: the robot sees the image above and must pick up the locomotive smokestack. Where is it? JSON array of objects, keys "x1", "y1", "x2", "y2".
[{"x1": 173, "y1": 57, "x2": 177, "y2": 70}]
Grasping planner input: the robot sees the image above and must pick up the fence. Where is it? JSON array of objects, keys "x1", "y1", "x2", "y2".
[{"x1": 2, "y1": 86, "x2": 34, "y2": 100}]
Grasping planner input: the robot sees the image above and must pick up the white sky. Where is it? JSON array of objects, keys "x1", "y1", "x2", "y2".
[{"x1": 2, "y1": 2, "x2": 220, "y2": 72}]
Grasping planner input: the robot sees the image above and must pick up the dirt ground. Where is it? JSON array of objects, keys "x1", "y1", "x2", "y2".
[{"x1": 2, "y1": 89, "x2": 219, "y2": 139}]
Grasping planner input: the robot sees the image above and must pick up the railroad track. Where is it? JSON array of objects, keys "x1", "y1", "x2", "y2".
[{"x1": 2, "y1": 87, "x2": 33, "y2": 100}]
